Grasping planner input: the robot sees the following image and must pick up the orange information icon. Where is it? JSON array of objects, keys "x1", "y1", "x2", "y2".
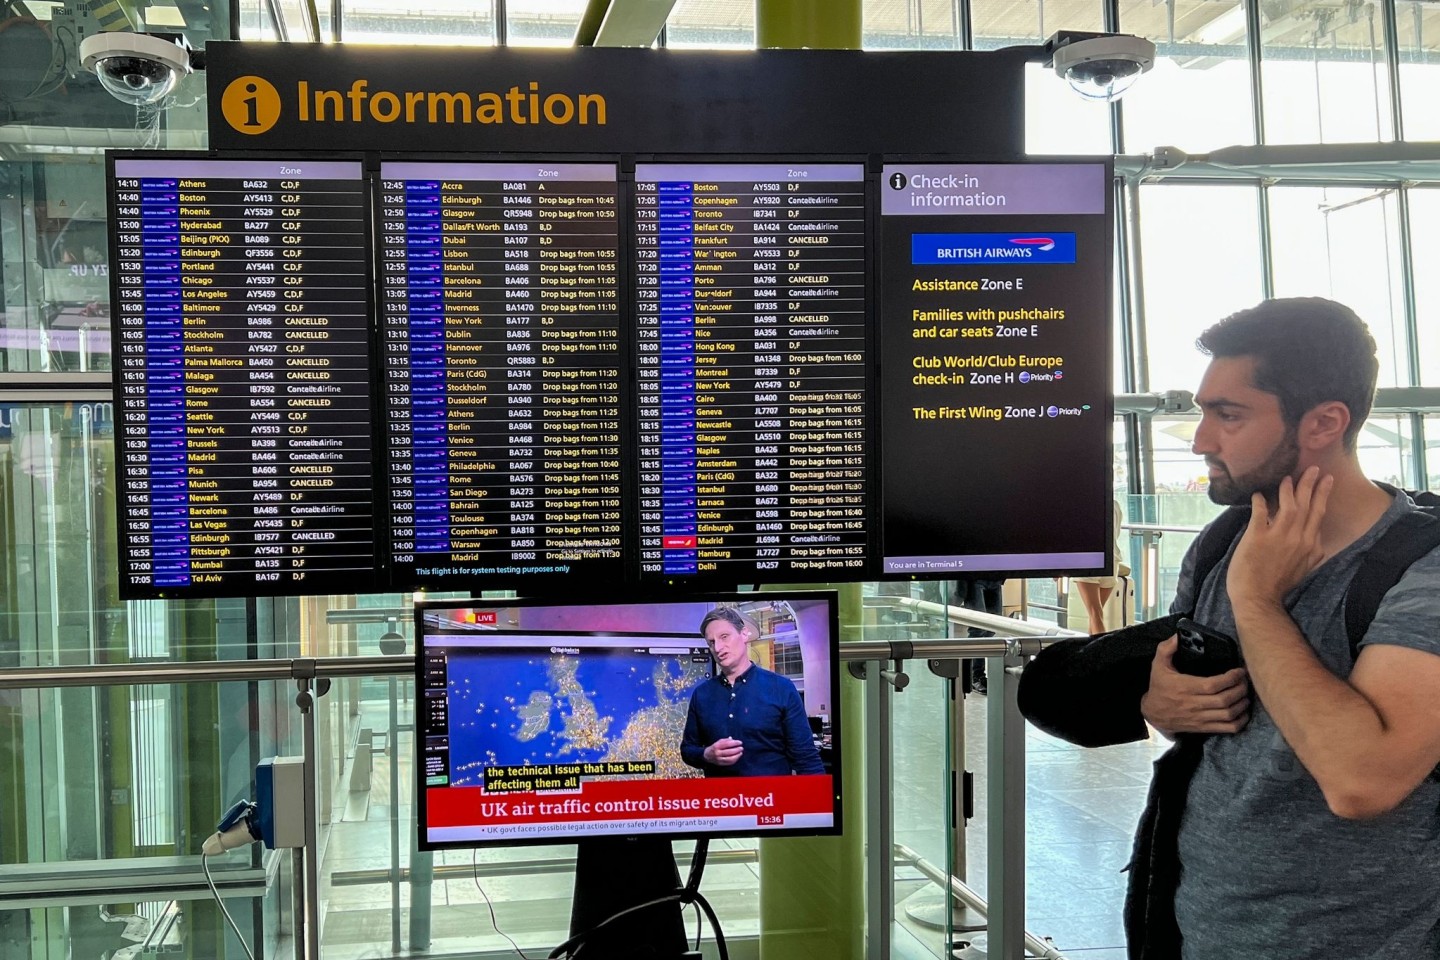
[{"x1": 220, "y1": 76, "x2": 281, "y2": 135}]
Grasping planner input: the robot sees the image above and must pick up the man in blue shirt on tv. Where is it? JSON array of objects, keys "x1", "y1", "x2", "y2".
[{"x1": 681, "y1": 606, "x2": 826, "y2": 777}]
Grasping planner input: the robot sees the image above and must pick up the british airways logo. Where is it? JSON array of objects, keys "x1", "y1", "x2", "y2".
[{"x1": 911, "y1": 232, "x2": 1076, "y2": 265}]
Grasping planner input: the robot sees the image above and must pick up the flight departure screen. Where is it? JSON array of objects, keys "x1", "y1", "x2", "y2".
[
  {"x1": 878, "y1": 163, "x2": 1112, "y2": 576},
  {"x1": 378, "y1": 162, "x2": 625, "y2": 587},
  {"x1": 111, "y1": 157, "x2": 377, "y2": 599},
  {"x1": 633, "y1": 164, "x2": 870, "y2": 582}
]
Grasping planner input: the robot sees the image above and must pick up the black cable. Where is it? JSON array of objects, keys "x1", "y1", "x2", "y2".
[
  {"x1": 201, "y1": 853, "x2": 257, "y2": 960},
  {"x1": 553, "y1": 839, "x2": 729, "y2": 960},
  {"x1": 473, "y1": 849, "x2": 537, "y2": 960},
  {"x1": 553, "y1": 892, "x2": 684, "y2": 959},
  {"x1": 683, "y1": 838, "x2": 708, "y2": 895},
  {"x1": 692, "y1": 900, "x2": 702, "y2": 951},
  {"x1": 690, "y1": 892, "x2": 729, "y2": 960}
]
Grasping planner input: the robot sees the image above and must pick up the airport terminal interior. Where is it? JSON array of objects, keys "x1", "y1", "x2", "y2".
[{"x1": 3, "y1": 0, "x2": 1440, "y2": 958}]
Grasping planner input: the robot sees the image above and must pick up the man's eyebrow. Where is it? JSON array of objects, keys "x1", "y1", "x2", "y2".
[{"x1": 1196, "y1": 397, "x2": 1249, "y2": 411}]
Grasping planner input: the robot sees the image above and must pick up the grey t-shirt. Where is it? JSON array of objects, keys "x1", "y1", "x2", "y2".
[{"x1": 1170, "y1": 491, "x2": 1440, "y2": 960}]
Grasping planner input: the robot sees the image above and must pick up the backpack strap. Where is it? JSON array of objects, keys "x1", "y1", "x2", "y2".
[
  {"x1": 1188, "y1": 506, "x2": 1251, "y2": 602},
  {"x1": 1344, "y1": 502, "x2": 1440, "y2": 660}
]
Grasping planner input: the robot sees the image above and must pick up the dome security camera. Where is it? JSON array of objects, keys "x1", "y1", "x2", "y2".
[
  {"x1": 1050, "y1": 34, "x2": 1156, "y2": 102},
  {"x1": 80, "y1": 32, "x2": 193, "y2": 106}
]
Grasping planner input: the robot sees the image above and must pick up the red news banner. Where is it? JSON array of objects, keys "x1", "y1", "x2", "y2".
[{"x1": 428, "y1": 765, "x2": 834, "y2": 835}]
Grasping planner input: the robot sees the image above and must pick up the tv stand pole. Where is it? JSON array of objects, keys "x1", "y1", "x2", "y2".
[{"x1": 569, "y1": 836, "x2": 689, "y2": 959}]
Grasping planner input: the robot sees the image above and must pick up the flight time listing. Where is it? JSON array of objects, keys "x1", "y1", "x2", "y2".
[
  {"x1": 379, "y1": 162, "x2": 624, "y2": 588},
  {"x1": 632, "y1": 163, "x2": 870, "y2": 582},
  {"x1": 112, "y1": 157, "x2": 378, "y2": 598}
]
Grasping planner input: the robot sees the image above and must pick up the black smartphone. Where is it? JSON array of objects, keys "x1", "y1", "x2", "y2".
[{"x1": 1173, "y1": 618, "x2": 1242, "y2": 677}]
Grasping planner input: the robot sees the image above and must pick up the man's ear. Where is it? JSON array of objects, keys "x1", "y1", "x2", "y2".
[{"x1": 1299, "y1": 400, "x2": 1351, "y2": 450}]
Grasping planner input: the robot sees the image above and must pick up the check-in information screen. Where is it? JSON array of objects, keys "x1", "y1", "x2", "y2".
[{"x1": 878, "y1": 164, "x2": 1112, "y2": 577}]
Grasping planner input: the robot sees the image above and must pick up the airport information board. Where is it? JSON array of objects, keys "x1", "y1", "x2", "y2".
[
  {"x1": 111, "y1": 157, "x2": 377, "y2": 598},
  {"x1": 377, "y1": 162, "x2": 624, "y2": 588},
  {"x1": 109, "y1": 153, "x2": 1112, "y2": 598},
  {"x1": 632, "y1": 164, "x2": 870, "y2": 582},
  {"x1": 878, "y1": 164, "x2": 1113, "y2": 576}
]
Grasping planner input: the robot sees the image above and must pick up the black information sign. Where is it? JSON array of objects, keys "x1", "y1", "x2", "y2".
[
  {"x1": 111, "y1": 157, "x2": 377, "y2": 599},
  {"x1": 379, "y1": 162, "x2": 625, "y2": 587},
  {"x1": 205, "y1": 45, "x2": 1029, "y2": 158},
  {"x1": 633, "y1": 163, "x2": 870, "y2": 582},
  {"x1": 878, "y1": 163, "x2": 1113, "y2": 577}
]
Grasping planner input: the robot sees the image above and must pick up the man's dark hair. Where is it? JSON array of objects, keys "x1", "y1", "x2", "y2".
[
  {"x1": 699, "y1": 606, "x2": 746, "y2": 639},
  {"x1": 1197, "y1": 297, "x2": 1378, "y2": 451}
]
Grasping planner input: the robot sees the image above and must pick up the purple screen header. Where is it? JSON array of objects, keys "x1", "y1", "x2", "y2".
[
  {"x1": 635, "y1": 163, "x2": 864, "y2": 183},
  {"x1": 881, "y1": 164, "x2": 1106, "y2": 216},
  {"x1": 114, "y1": 159, "x2": 363, "y2": 180},
  {"x1": 382, "y1": 162, "x2": 615, "y2": 182}
]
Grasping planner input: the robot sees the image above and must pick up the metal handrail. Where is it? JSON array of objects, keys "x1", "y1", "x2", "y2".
[
  {"x1": 1123, "y1": 521, "x2": 1204, "y2": 535},
  {"x1": 330, "y1": 846, "x2": 759, "y2": 887},
  {"x1": 0, "y1": 655, "x2": 410, "y2": 690},
  {"x1": 0, "y1": 630, "x2": 1070, "y2": 691},
  {"x1": 874, "y1": 595, "x2": 1084, "y2": 640}
]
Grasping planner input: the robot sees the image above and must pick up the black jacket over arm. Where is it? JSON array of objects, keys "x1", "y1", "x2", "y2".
[{"x1": 1016, "y1": 613, "x2": 1200, "y2": 960}]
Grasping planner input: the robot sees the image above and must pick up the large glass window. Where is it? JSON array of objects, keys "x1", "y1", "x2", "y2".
[
  {"x1": 1396, "y1": 1, "x2": 1440, "y2": 141},
  {"x1": 1026, "y1": 63, "x2": 1114, "y2": 155},
  {"x1": 863, "y1": 0, "x2": 961, "y2": 49},
  {"x1": 1, "y1": 159, "x2": 111, "y2": 375},
  {"x1": 1357, "y1": 415, "x2": 1419, "y2": 489},
  {"x1": 1267, "y1": 185, "x2": 1407, "y2": 387},
  {"x1": 1260, "y1": 0, "x2": 1395, "y2": 144},
  {"x1": 340, "y1": 0, "x2": 497, "y2": 45},
  {"x1": 972, "y1": 0, "x2": 1103, "y2": 47},
  {"x1": 508, "y1": 0, "x2": 588, "y2": 46},
  {"x1": 667, "y1": 0, "x2": 754, "y2": 48},
  {"x1": 1409, "y1": 186, "x2": 1440, "y2": 386},
  {"x1": 1136, "y1": 183, "x2": 1266, "y2": 391},
  {"x1": 1428, "y1": 416, "x2": 1440, "y2": 490},
  {"x1": 1119, "y1": 0, "x2": 1255, "y2": 153}
]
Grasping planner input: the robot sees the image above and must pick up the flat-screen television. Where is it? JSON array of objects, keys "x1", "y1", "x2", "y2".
[{"x1": 416, "y1": 591, "x2": 842, "y2": 850}]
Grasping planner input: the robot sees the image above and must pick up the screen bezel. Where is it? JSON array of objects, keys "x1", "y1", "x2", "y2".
[
  {"x1": 413, "y1": 589, "x2": 844, "y2": 851},
  {"x1": 106, "y1": 149, "x2": 383, "y2": 601}
]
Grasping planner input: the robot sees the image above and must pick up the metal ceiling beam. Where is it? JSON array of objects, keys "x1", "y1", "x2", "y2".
[
  {"x1": 582, "y1": 0, "x2": 678, "y2": 47},
  {"x1": 1117, "y1": 141, "x2": 1440, "y2": 183},
  {"x1": 574, "y1": 0, "x2": 611, "y2": 45}
]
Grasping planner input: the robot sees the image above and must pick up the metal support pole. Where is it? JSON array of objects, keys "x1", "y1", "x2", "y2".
[
  {"x1": 864, "y1": 663, "x2": 894, "y2": 959},
  {"x1": 297, "y1": 675, "x2": 322, "y2": 960},
  {"x1": 389, "y1": 675, "x2": 402, "y2": 953},
  {"x1": 985, "y1": 643, "x2": 1027, "y2": 960},
  {"x1": 951, "y1": 673, "x2": 968, "y2": 882},
  {"x1": 404, "y1": 669, "x2": 434, "y2": 950},
  {"x1": 894, "y1": 844, "x2": 1069, "y2": 960}
]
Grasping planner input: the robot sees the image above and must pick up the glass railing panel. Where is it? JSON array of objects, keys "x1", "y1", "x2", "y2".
[
  {"x1": 0, "y1": 677, "x2": 298, "y2": 959},
  {"x1": 313, "y1": 667, "x2": 765, "y2": 958}
]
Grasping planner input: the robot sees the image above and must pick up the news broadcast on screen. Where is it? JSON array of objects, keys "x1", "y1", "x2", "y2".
[{"x1": 416, "y1": 592, "x2": 842, "y2": 849}]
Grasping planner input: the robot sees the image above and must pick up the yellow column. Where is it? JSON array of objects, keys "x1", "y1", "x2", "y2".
[
  {"x1": 759, "y1": 583, "x2": 867, "y2": 959},
  {"x1": 755, "y1": 0, "x2": 862, "y2": 49}
]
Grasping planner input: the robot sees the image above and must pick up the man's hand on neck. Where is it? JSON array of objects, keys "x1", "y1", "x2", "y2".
[{"x1": 1230, "y1": 467, "x2": 1333, "y2": 613}]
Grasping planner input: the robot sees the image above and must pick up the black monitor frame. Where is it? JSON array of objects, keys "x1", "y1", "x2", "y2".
[{"x1": 413, "y1": 589, "x2": 843, "y2": 852}]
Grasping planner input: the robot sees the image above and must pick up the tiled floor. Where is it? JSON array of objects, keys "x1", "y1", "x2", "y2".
[
  {"x1": 888, "y1": 666, "x2": 1169, "y2": 959},
  {"x1": 316, "y1": 671, "x2": 1171, "y2": 959}
]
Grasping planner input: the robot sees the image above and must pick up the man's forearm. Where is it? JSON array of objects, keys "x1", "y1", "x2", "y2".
[{"x1": 1235, "y1": 600, "x2": 1388, "y2": 797}]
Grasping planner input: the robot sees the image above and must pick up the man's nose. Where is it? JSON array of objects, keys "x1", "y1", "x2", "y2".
[{"x1": 1191, "y1": 416, "x2": 1217, "y2": 456}]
